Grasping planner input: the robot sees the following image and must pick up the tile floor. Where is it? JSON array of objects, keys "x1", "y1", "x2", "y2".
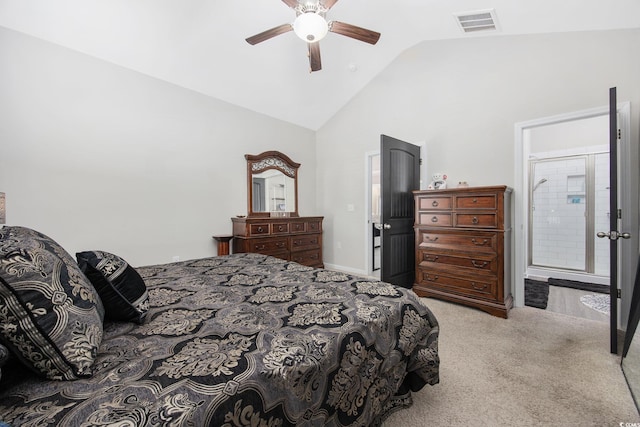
[{"x1": 545, "y1": 285, "x2": 609, "y2": 322}]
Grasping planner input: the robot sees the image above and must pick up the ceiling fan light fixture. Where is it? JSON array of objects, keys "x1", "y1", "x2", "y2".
[{"x1": 293, "y1": 12, "x2": 328, "y2": 42}]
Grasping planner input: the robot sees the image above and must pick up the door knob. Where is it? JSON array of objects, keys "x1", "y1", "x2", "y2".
[
  {"x1": 383, "y1": 223, "x2": 391, "y2": 230},
  {"x1": 597, "y1": 231, "x2": 631, "y2": 240}
]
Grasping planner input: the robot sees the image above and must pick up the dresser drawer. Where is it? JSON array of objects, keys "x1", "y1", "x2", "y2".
[
  {"x1": 306, "y1": 220, "x2": 322, "y2": 233},
  {"x1": 249, "y1": 237, "x2": 288, "y2": 253},
  {"x1": 417, "y1": 269, "x2": 497, "y2": 300},
  {"x1": 417, "y1": 230, "x2": 498, "y2": 253},
  {"x1": 456, "y1": 194, "x2": 497, "y2": 210},
  {"x1": 417, "y1": 196, "x2": 452, "y2": 210},
  {"x1": 291, "y1": 234, "x2": 321, "y2": 251},
  {"x1": 418, "y1": 250, "x2": 497, "y2": 274},
  {"x1": 249, "y1": 223, "x2": 271, "y2": 236},
  {"x1": 455, "y1": 213, "x2": 498, "y2": 228},
  {"x1": 290, "y1": 221, "x2": 306, "y2": 233},
  {"x1": 417, "y1": 213, "x2": 452, "y2": 227},
  {"x1": 271, "y1": 223, "x2": 290, "y2": 234},
  {"x1": 291, "y1": 249, "x2": 322, "y2": 266}
]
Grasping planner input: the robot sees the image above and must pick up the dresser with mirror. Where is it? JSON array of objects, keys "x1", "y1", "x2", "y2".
[{"x1": 231, "y1": 151, "x2": 324, "y2": 268}]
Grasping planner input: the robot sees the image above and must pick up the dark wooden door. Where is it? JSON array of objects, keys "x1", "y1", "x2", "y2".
[
  {"x1": 598, "y1": 87, "x2": 632, "y2": 353},
  {"x1": 608, "y1": 87, "x2": 620, "y2": 354},
  {"x1": 380, "y1": 135, "x2": 420, "y2": 288}
]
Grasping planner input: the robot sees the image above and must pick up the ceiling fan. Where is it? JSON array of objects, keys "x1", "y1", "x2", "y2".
[{"x1": 245, "y1": 0, "x2": 381, "y2": 72}]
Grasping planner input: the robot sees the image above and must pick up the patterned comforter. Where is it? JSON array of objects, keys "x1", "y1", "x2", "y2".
[{"x1": 0, "y1": 253, "x2": 439, "y2": 426}]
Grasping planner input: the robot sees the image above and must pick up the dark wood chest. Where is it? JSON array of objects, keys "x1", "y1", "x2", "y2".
[{"x1": 413, "y1": 186, "x2": 512, "y2": 317}]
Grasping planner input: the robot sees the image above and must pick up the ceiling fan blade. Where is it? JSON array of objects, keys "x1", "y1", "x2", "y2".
[
  {"x1": 246, "y1": 23, "x2": 293, "y2": 45},
  {"x1": 282, "y1": 0, "x2": 299, "y2": 7},
  {"x1": 322, "y1": 0, "x2": 339, "y2": 9},
  {"x1": 308, "y1": 43, "x2": 322, "y2": 72},
  {"x1": 329, "y1": 21, "x2": 380, "y2": 45}
]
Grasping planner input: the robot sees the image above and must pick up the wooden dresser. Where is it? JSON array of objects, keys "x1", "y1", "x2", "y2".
[
  {"x1": 232, "y1": 216, "x2": 323, "y2": 268},
  {"x1": 413, "y1": 186, "x2": 512, "y2": 318}
]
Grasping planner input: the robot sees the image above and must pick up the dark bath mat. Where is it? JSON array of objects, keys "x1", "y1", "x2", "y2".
[{"x1": 525, "y1": 279, "x2": 549, "y2": 309}]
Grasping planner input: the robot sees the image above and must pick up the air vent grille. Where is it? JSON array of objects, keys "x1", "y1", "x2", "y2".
[{"x1": 454, "y1": 9, "x2": 499, "y2": 33}]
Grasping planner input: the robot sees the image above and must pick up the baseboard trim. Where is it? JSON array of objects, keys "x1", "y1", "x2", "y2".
[{"x1": 323, "y1": 262, "x2": 369, "y2": 277}]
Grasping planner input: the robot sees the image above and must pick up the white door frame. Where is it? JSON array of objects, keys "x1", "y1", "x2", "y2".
[{"x1": 513, "y1": 102, "x2": 634, "y2": 324}]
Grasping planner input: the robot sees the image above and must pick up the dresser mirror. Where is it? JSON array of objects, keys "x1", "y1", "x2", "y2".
[{"x1": 246, "y1": 151, "x2": 299, "y2": 217}]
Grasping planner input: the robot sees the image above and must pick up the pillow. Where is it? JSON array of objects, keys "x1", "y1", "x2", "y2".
[
  {"x1": 0, "y1": 226, "x2": 104, "y2": 380},
  {"x1": 76, "y1": 250, "x2": 149, "y2": 324}
]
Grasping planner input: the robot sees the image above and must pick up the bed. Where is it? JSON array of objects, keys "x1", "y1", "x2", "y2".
[{"x1": 0, "y1": 226, "x2": 439, "y2": 426}]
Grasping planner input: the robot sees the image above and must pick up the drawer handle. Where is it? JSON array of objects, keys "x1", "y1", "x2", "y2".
[
  {"x1": 471, "y1": 260, "x2": 488, "y2": 268},
  {"x1": 276, "y1": 242, "x2": 285, "y2": 248},
  {"x1": 431, "y1": 216, "x2": 438, "y2": 223},
  {"x1": 310, "y1": 224, "x2": 317, "y2": 229},
  {"x1": 293, "y1": 240, "x2": 300, "y2": 246},
  {"x1": 432, "y1": 200, "x2": 439, "y2": 207},
  {"x1": 473, "y1": 198, "x2": 478, "y2": 203},
  {"x1": 471, "y1": 282, "x2": 487, "y2": 290},
  {"x1": 426, "y1": 274, "x2": 439, "y2": 281},
  {"x1": 295, "y1": 224, "x2": 302, "y2": 230},
  {"x1": 255, "y1": 244, "x2": 266, "y2": 250},
  {"x1": 472, "y1": 217, "x2": 479, "y2": 224},
  {"x1": 257, "y1": 226, "x2": 264, "y2": 233},
  {"x1": 425, "y1": 255, "x2": 439, "y2": 262},
  {"x1": 471, "y1": 238, "x2": 489, "y2": 246},
  {"x1": 425, "y1": 236, "x2": 439, "y2": 242},
  {"x1": 311, "y1": 239, "x2": 317, "y2": 244},
  {"x1": 278, "y1": 225, "x2": 284, "y2": 231}
]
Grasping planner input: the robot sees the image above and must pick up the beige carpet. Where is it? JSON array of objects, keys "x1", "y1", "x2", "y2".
[{"x1": 383, "y1": 298, "x2": 640, "y2": 426}]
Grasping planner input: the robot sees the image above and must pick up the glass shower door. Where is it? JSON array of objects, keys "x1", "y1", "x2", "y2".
[
  {"x1": 530, "y1": 157, "x2": 587, "y2": 271},
  {"x1": 529, "y1": 152, "x2": 610, "y2": 275}
]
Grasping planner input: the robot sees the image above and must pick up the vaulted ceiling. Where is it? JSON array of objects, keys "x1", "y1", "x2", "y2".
[{"x1": 1, "y1": 0, "x2": 639, "y2": 130}]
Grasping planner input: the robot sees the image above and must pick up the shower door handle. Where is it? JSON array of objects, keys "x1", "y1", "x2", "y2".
[{"x1": 597, "y1": 231, "x2": 631, "y2": 240}]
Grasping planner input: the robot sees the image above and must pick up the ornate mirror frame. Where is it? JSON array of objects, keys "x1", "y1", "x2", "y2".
[{"x1": 246, "y1": 151, "x2": 300, "y2": 218}]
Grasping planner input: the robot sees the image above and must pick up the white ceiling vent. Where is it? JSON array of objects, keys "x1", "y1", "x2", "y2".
[{"x1": 454, "y1": 9, "x2": 499, "y2": 33}]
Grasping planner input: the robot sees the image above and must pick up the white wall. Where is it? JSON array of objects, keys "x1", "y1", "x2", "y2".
[
  {"x1": 316, "y1": 29, "x2": 640, "y2": 274},
  {"x1": 0, "y1": 27, "x2": 316, "y2": 266},
  {"x1": 2, "y1": 26, "x2": 639, "y2": 280}
]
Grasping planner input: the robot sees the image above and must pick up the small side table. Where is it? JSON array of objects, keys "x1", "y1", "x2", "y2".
[{"x1": 212, "y1": 235, "x2": 233, "y2": 256}]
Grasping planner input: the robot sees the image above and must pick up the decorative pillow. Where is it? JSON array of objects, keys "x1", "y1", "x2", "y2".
[
  {"x1": 76, "y1": 250, "x2": 149, "y2": 324},
  {"x1": 0, "y1": 226, "x2": 104, "y2": 380}
]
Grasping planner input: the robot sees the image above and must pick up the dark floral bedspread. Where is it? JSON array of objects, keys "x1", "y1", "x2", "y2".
[{"x1": 0, "y1": 253, "x2": 439, "y2": 426}]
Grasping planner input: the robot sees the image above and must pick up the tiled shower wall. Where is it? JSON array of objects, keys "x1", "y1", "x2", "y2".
[{"x1": 531, "y1": 153, "x2": 609, "y2": 274}]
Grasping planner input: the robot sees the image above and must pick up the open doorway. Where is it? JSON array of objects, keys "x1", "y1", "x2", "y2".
[
  {"x1": 514, "y1": 102, "x2": 635, "y2": 328},
  {"x1": 368, "y1": 152, "x2": 381, "y2": 278},
  {"x1": 523, "y1": 115, "x2": 610, "y2": 322},
  {"x1": 526, "y1": 116, "x2": 610, "y2": 286}
]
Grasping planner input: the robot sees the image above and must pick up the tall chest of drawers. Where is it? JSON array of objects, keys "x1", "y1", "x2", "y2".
[
  {"x1": 413, "y1": 186, "x2": 513, "y2": 318},
  {"x1": 232, "y1": 216, "x2": 324, "y2": 268}
]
